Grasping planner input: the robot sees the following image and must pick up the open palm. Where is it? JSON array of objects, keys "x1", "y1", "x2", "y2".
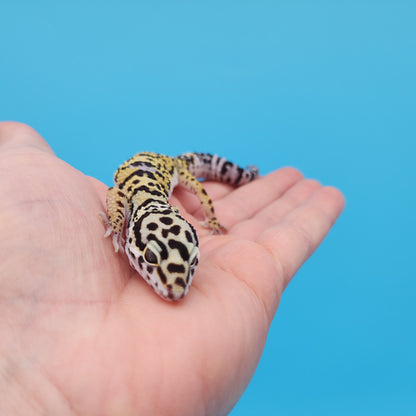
[{"x1": 0, "y1": 122, "x2": 344, "y2": 416}]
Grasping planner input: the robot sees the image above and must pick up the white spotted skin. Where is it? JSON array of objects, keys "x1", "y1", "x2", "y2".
[{"x1": 125, "y1": 202, "x2": 200, "y2": 301}]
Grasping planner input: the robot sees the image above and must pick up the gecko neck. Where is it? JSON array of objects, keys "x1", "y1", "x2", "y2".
[{"x1": 132, "y1": 197, "x2": 173, "y2": 217}]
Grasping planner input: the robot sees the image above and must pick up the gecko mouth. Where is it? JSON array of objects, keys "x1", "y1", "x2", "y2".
[
  {"x1": 166, "y1": 290, "x2": 186, "y2": 301},
  {"x1": 146, "y1": 280, "x2": 187, "y2": 302}
]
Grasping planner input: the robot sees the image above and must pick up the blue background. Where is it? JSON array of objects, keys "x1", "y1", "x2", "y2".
[{"x1": 1, "y1": 1, "x2": 415, "y2": 414}]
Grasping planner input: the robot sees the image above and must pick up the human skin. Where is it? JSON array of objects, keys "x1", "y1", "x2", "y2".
[{"x1": 0, "y1": 122, "x2": 344, "y2": 416}]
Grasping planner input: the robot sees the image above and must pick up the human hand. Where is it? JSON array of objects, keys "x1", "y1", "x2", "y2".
[{"x1": 0, "y1": 122, "x2": 344, "y2": 415}]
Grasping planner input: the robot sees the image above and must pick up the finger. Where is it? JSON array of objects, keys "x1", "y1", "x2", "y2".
[
  {"x1": 200, "y1": 181, "x2": 234, "y2": 201},
  {"x1": 0, "y1": 122, "x2": 54, "y2": 154},
  {"x1": 257, "y1": 186, "x2": 345, "y2": 289},
  {"x1": 230, "y1": 179, "x2": 322, "y2": 240},
  {"x1": 172, "y1": 181, "x2": 233, "y2": 216},
  {"x1": 190, "y1": 167, "x2": 304, "y2": 226}
]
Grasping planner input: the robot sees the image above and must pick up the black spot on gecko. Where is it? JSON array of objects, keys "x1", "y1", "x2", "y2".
[
  {"x1": 131, "y1": 185, "x2": 164, "y2": 198},
  {"x1": 137, "y1": 198, "x2": 160, "y2": 210},
  {"x1": 168, "y1": 239, "x2": 189, "y2": 261},
  {"x1": 121, "y1": 170, "x2": 158, "y2": 189},
  {"x1": 147, "y1": 234, "x2": 169, "y2": 260},
  {"x1": 221, "y1": 161, "x2": 233, "y2": 175},
  {"x1": 159, "y1": 209, "x2": 174, "y2": 216},
  {"x1": 134, "y1": 212, "x2": 152, "y2": 250},
  {"x1": 162, "y1": 225, "x2": 181, "y2": 238},
  {"x1": 138, "y1": 256, "x2": 144, "y2": 268},
  {"x1": 147, "y1": 222, "x2": 158, "y2": 231},
  {"x1": 160, "y1": 216, "x2": 173, "y2": 225},
  {"x1": 189, "y1": 223, "x2": 198, "y2": 244},
  {"x1": 174, "y1": 277, "x2": 186, "y2": 288},
  {"x1": 130, "y1": 160, "x2": 154, "y2": 168},
  {"x1": 158, "y1": 268, "x2": 167, "y2": 284},
  {"x1": 234, "y1": 167, "x2": 244, "y2": 185},
  {"x1": 185, "y1": 230, "x2": 193, "y2": 243},
  {"x1": 168, "y1": 263, "x2": 186, "y2": 273}
]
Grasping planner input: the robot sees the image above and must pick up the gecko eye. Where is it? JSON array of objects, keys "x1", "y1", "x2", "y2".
[{"x1": 144, "y1": 247, "x2": 159, "y2": 265}]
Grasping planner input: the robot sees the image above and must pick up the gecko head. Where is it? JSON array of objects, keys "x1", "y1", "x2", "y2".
[{"x1": 126, "y1": 210, "x2": 200, "y2": 301}]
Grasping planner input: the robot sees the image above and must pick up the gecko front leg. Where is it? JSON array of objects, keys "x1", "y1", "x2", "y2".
[{"x1": 99, "y1": 187, "x2": 130, "y2": 252}]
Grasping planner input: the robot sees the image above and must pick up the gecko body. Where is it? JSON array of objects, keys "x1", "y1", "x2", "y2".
[{"x1": 100, "y1": 152, "x2": 258, "y2": 301}]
